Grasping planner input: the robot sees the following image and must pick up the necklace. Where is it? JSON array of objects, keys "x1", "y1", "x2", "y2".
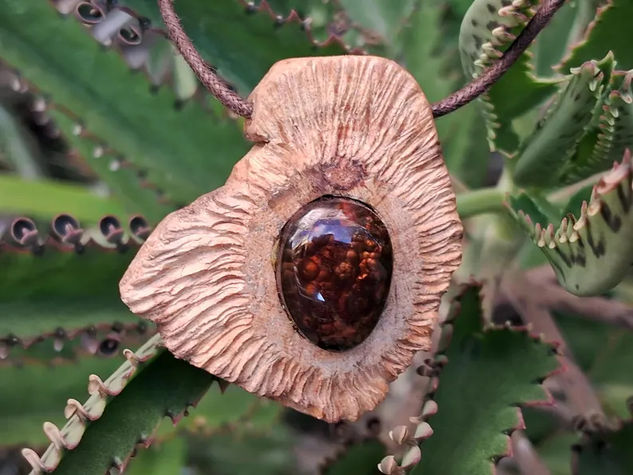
[{"x1": 120, "y1": 0, "x2": 566, "y2": 422}]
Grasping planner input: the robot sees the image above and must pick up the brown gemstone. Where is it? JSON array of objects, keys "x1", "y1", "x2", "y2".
[{"x1": 276, "y1": 196, "x2": 393, "y2": 351}]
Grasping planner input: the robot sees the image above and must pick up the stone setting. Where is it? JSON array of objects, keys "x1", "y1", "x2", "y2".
[{"x1": 276, "y1": 196, "x2": 393, "y2": 351}]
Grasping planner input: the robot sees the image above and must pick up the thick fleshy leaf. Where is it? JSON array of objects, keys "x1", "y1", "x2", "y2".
[
  {"x1": 512, "y1": 54, "x2": 614, "y2": 187},
  {"x1": 0, "y1": 356, "x2": 122, "y2": 447},
  {"x1": 117, "y1": 0, "x2": 350, "y2": 94},
  {"x1": 555, "y1": 312, "x2": 633, "y2": 419},
  {"x1": 560, "y1": 0, "x2": 633, "y2": 72},
  {"x1": 23, "y1": 336, "x2": 215, "y2": 474},
  {"x1": 459, "y1": 0, "x2": 558, "y2": 154},
  {"x1": 410, "y1": 287, "x2": 558, "y2": 474},
  {"x1": 0, "y1": 0, "x2": 248, "y2": 204},
  {"x1": 508, "y1": 150, "x2": 633, "y2": 296},
  {"x1": 573, "y1": 421, "x2": 633, "y2": 475}
]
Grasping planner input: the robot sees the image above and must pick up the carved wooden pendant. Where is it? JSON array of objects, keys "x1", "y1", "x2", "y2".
[{"x1": 120, "y1": 56, "x2": 463, "y2": 422}]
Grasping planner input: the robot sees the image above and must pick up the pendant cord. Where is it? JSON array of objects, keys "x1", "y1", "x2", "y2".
[
  {"x1": 158, "y1": 0, "x2": 254, "y2": 117},
  {"x1": 158, "y1": 0, "x2": 565, "y2": 119}
]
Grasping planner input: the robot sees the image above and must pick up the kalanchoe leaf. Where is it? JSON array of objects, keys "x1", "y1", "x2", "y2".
[
  {"x1": 560, "y1": 0, "x2": 633, "y2": 72},
  {"x1": 394, "y1": 286, "x2": 559, "y2": 474},
  {"x1": 0, "y1": 0, "x2": 248, "y2": 204},
  {"x1": 555, "y1": 311, "x2": 633, "y2": 419},
  {"x1": 560, "y1": 70, "x2": 633, "y2": 184},
  {"x1": 22, "y1": 335, "x2": 216, "y2": 474},
  {"x1": 0, "y1": 214, "x2": 151, "y2": 359},
  {"x1": 572, "y1": 420, "x2": 633, "y2": 475},
  {"x1": 114, "y1": 0, "x2": 351, "y2": 95},
  {"x1": 459, "y1": 0, "x2": 559, "y2": 154},
  {"x1": 48, "y1": 108, "x2": 174, "y2": 223},
  {"x1": 508, "y1": 150, "x2": 633, "y2": 296},
  {"x1": 513, "y1": 53, "x2": 615, "y2": 187},
  {"x1": 0, "y1": 356, "x2": 123, "y2": 447},
  {"x1": 323, "y1": 439, "x2": 385, "y2": 475}
]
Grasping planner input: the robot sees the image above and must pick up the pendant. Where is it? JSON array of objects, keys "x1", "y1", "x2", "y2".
[{"x1": 120, "y1": 55, "x2": 463, "y2": 422}]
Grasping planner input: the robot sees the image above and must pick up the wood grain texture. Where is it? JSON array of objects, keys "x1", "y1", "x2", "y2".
[{"x1": 120, "y1": 56, "x2": 463, "y2": 422}]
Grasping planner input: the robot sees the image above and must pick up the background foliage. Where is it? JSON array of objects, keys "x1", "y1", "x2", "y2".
[{"x1": 0, "y1": 0, "x2": 631, "y2": 474}]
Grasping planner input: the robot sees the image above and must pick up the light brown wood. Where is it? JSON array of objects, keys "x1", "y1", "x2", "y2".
[{"x1": 120, "y1": 55, "x2": 463, "y2": 422}]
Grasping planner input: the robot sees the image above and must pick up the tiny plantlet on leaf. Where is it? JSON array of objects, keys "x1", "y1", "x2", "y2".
[{"x1": 0, "y1": 0, "x2": 631, "y2": 474}]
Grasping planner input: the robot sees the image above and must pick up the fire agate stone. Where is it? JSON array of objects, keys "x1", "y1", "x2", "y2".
[{"x1": 276, "y1": 197, "x2": 393, "y2": 351}]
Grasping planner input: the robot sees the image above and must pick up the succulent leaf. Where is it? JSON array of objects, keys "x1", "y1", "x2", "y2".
[
  {"x1": 22, "y1": 335, "x2": 215, "y2": 474},
  {"x1": 0, "y1": 356, "x2": 123, "y2": 447},
  {"x1": 0, "y1": 214, "x2": 149, "y2": 358},
  {"x1": 0, "y1": 175, "x2": 126, "y2": 222},
  {"x1": 115, "y1": 0, "x2": 350, "y2": 95},
  {"x1": 0, "y1": 0, "x2": 248, "y2": 204},
  {"x1": 573, "y1": 420, "x2": 633, "y2": 475},
  {"x1": 408, "y1": 286, "x2": 558, "y2": 474},
  {"x1": 559, "y1": 70, "x2": 633, "y2": 184},
  {"x1": 401, "y1": 0, "x2": 490, "y2": 187},
  {"x1": 508, "y1": 150, "x2": 633, "y2": 295},
  {"x1": 555, "y1": 312, "x2": 633, "y2": 419},
  {"x1": 561, "y1": 0, "x2": 633, "y2": 72},
  {"x1": 323, "y1": 440, "x2": 385, "y2": 475},
  {"x1": 512, "y1": 53, "x2": 615, "y2": 187},
  {"x1": 125, "y1": 437, "x2": 186, "y2": 475},
  {"x1": 48, "y1": 109, "x2": 174, "y2": 223},
  {"x1": 459, "y1": 0, "x2": 559, "y2": 154},
  {"x1": 338, "y1": 0, "x2": 416, "y2": 49}
]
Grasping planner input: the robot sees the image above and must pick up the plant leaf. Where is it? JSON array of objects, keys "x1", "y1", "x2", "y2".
[
  {"x1": 555, "y1": 312, "x2": 633, "y2": 419},
  {"x1": 324, "y1": 440, "x2": 384, "y2": 475},
  {"x1": 0, "y1": 0, "x2": 248, "y2": 204},
  {"x1": 410, "y1": 286, "x2": 558, "y2": 474},
  {"x1": 459, "y1": 0, "x2": 558, "y2": 154},
  {"x1": 507, "y1": 150, "x2": 633, "y2": 295},
  {"x1": 573, "y1": 421, "x2": 633, "y2": 475},
  {"x1": 22, "y1": 335, "x2": 215, "y2": 474},
  {"x1": 0, "y1": 175, "x2": 126, "y2": 222},
  {"x1": 560, "y1": 0, "x2": 633, "y2": 72},
  {"x1": 512, "y1": 54, "x2": 615, "y2": 187},
  {"x1": 47, "y1": 109, "x2": 173, "y2": 223},
  {"x1": 0, "y1": 356, "x2": 122, "y2": 447},
  {"x1": 117, "y1": 0, "x2": 350, "y2": 95}
]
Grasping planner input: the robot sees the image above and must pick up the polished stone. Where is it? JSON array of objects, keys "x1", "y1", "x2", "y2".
[{"x1": 276, "y1": 196, "x2": 393, "y2": 351}]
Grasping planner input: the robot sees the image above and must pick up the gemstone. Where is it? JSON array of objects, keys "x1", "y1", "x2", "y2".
[{"x1": 276, "y1": 196, "x2": 393, "y2": 351}]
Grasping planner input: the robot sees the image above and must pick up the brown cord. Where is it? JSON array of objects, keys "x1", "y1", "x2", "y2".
[
  {"x1": 158, "y1": 0, "x2": 253, "y2": 117},
  {"x1": 431, "y1": 0, "x2": 566, "y2": 118},
  {"x1": 158, "y1": 0, "x2": 565, "y2": 120}
]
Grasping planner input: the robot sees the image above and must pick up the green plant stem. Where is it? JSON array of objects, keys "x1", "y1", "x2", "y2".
[{"x1": 456, "y1": 188, "x2": 506, "y2": 218}]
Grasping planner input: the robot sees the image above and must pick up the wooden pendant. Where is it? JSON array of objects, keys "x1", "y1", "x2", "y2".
[{"x1": 120, "y1": 55, "x2": 463, "y2": 422}]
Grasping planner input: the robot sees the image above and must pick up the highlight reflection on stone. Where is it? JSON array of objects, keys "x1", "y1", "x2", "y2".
[{"x1": 277, "y1": 196, "x2": 393, "y2": 351}]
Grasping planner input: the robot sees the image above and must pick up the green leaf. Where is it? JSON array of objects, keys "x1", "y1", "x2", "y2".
[
  {"x1": 24, "y1": 335, "x2": 215, "y2": 474},
  {"x1": 0, "y1": 1, "x2": 248, "y2": 204},
  {"x1": 459, "y1": 0, "x2": 558, "y2": 154},
  {"x1": 119, "y1": 0, "x2": 349, "y2": 95},
  {"x1": 0, "y1": 356, "x2": 122, "y2": 447},
  {"x1": 513, "y1": 54, "x2": 614, "y2": 187},
  {"x1": 0, "y1": 228, "x2": 140, "y2": 357},
  {"x1": 0, "y1": 174, "x2": 126, "y2": 222},
  {"x1": 411, "y1": 286, "x2": 559, "y2": 474},
  {"x1": 561, "y1": 0, "x2": 633, "y2": 72},
  {"x1": 560, "y1": 70, "x2": 633, "y2": 184},
  {"x1": 325, "y1": 440, "x2": 384, "y2": 475},
  {"x1": 338, "y1": 0, "x2": 416, "y2": 48},
  {"x1": 507, "y1": 151, "x2": 633, "y2": 295},
  {"x1": 401, "y1": 1, "x2": 490, "y2": 187},
  {"x1": 126, "y1": 437, "x2": 186, "y2": 475},
  {"x1": 574, "y1": 421, "x2": 633, "y2": 475},
  {"x1": 186, "y1": 428, "x2": 296, "y2": 475},
  {"x1": 0, "y1": 103, "x2": 44, "y2": 178},
  {"x1": 48, "y1": 109, "x2": 173, "y2": 223},
  {"x1": 555, "y1": 311, "x2": 633, "y2": 419}
]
